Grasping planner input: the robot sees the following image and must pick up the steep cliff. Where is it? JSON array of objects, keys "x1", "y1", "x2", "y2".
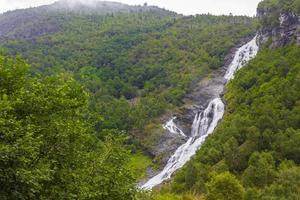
[{"x1": 257, "y1": 0, "x2": 300, "y2": 47}]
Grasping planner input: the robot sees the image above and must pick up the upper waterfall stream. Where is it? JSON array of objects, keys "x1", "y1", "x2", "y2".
[{"x1": 141, "y1": 36, "x2": 259, "y2": 190}]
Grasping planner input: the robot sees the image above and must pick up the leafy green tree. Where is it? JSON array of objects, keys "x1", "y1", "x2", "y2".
[
  {"x1": 242, "y1": 152, "x2": 277, "y2": 188},
  {"x1": 206, "y1": 172, "x2": 245, "y2": 200},
  {"x1": 274, "y1": 129, "x2": 300, "y2": 164},
  {"x1": 244, "y1": 188, "x2": 262, "y2": 200},
  {"x1": 0, "y1": 54, "x2": 136, "y2": 199},
  {"x1": 261, "y1": 161, "x2": 300, "y2": 200}
]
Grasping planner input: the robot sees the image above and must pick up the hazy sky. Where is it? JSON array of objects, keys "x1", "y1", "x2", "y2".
[{"x1": 0, "y1": 0, "x2": 262, "y2": 16}]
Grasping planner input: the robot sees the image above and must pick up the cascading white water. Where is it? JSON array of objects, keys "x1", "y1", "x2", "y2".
[
  {"x1": 141, "y1": 98, "x2": 224, "y2": 189},
  {"x1": 141, "y1": 36, "x2": 259, "y2": 190},
  {"x1": 163, "y1": 117, "x2": 186, "y2": 137},
  {"x1": 224, "y1": 36, "x2": 259, "y2": 80}
]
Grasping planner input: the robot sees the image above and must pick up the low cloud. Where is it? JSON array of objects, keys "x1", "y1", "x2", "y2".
[{"x1": 0, "y1": 0, "x2": 261, "y2": 16}]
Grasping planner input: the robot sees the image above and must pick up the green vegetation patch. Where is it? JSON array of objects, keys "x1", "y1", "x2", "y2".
[{"x1": 127, "y1": 151, "x2": 155, "y2": 179}]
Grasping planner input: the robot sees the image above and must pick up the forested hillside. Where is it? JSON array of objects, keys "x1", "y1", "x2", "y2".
[
  {"x1": 152, "y1": 0, "x2": 300, "y2": 199},
  {"x1": 0, "y1": 1, "x2": 256, "y2": 159},
  {"x1": 0, "y1": 54, "x2": 137, "y2": 199},
  {"x1": 157, "y1": 44, "x2": 300, "y2": 200},
  {"x1": 1, "y1": 0, "x2": 299, "y2": 199}
]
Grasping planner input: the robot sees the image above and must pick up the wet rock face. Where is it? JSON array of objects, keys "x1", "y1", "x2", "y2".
[
  {"x1": 258, "y1": 11, "x2": 300, "y2": 47},
  {"x1": 178, "y1": 70, "x2": 227, "y2": 132},
  {"x1": 148, "y1": 67, "x2": 228, "y2": 168},
  {"x1": 153, "y1": 130, "x2": 186, "y2": 164}
]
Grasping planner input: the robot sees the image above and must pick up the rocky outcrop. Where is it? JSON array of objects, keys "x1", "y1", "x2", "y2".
[{"x1": 258, "y1": 10, "x2": 300, "y2": 47}]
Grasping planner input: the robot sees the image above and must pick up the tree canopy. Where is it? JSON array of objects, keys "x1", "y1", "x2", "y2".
[{"x1": 0, "y1": 54, "x2": 136, "y2": 199}]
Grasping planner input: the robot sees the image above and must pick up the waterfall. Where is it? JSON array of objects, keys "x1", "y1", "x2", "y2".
[
  {"x1": 141, "y1": 36, "x2": 259, "y2": 190},
  {"x1": 224, "y1": 36, "x2": 259, "y2": 80}
]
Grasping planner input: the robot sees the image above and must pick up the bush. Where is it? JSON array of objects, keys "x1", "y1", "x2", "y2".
[{"x1": 206, "y1": 172, "x2": 245, "y2": 200}]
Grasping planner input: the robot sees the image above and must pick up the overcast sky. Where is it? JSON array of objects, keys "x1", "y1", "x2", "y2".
[{"x1": 0, "y1": 0, "x2": 262, "y2": 16}]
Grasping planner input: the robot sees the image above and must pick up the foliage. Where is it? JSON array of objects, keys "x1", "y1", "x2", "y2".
[
  {"x1": 258, "y1": 0, "x2": 300, "y2": 28},
  {"x1": 0, "y1": 54, "x2": 136, "y2": 199},
  {"x1": 258, "y1": 0, "x2": 300, "y2": 13},
  {"x1": 0, "y1": 6, "x2": 258, "y2": 198},
  {"x1": 127, "y1": 151, "x2": 154, "y2": 179},
  {"x1": 137, "y1": 192, "x2": 205, "y2": 200},
  {"x1": 261, "y1": 161, "x2": 300, "y2": 199},
  {"x1": 206, "y1": 172, "x2": 245, "y2": 200},
  {"x1": 242, "y1": 152, "x2": 276, "y2": 187},
  {"x1": 1, "y1": 0, "x2": 300, "y2": 199}
]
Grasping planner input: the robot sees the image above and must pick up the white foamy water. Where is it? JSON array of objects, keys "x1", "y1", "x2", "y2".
[
  {"x1": 224, "y1": 36, "x2": 259, "y2": 80},
  {"x1": 163, "y1": 117, "x2": 186, "y2": 137},
  {"x1": 141, "y1": 36, "x2": 259, "y2": 190}
]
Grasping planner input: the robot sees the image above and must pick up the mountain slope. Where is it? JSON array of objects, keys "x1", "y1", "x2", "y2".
[
  {"x1": 0, "y1": 1, "x2": 256, "y2": 164},
  {"x1": 2, "y1": 0, "x2": 300, "y2": 199},
  {"x1": 154, "y1": 0, "x2": 300, "y2": 199},
  {"x1": 0, "y1": 0, "x2": 172, "y2": 40}
]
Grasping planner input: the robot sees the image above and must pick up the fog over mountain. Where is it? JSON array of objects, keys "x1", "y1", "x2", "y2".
[{"x1": 1, "y1": 0, "x2": 261, "y2": 16}]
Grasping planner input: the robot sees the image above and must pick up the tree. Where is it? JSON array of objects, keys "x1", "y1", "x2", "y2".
[
  {"x1": 274, "y1": 129, "x2": 300, "y2": 164},
  {"x1": 261, "y1": 161, "x2": 300, "y2": 200},
  {"x1": 242, "y1": 152, "x2": 276, "y2": 188},
  {"x1": 206, "y1": 172, "x2": 245, "y2": 200},
  {"x1": 0, "y1": 54, "x2": 136, "y2": 199}
]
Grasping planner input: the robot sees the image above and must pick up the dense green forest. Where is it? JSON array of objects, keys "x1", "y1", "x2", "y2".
[
  {"x1": 1, "y1": 0, "x2": 300, "y2": 199},
  {"x1": 0, "y1": 2, "x2": 258, "y2": 199},
  {"x1": 0, "y1": 54, "x2": 137, "y2": 199},
  {"x1": 0, "y1": 9, "x2": 256, "y2": 152}
]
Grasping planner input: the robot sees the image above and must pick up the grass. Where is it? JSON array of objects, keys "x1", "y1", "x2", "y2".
[{"x1": 128, "y1": 151, "x2": 154, "y2": 179}]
